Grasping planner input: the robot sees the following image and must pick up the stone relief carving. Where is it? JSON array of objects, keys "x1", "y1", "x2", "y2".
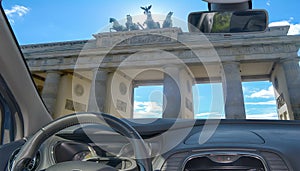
[
  {"x1": 185, "y1": 98, "x2": 193, "y2": 112},
  {"x1": 118, "y1": 34, "x2": 172, "y2": 46},
  {"x1": 119, "y1": 82, "x2": 127, "y2": 95},
  {"x1": 65, "y1": 99, "x2": 86, "y2": 112},
  {"x1": 74, "y1": 84, "x2": 84, "y2": 96},
  {"x1": 116, "y1": 99, "x2": 127, "y2": 112}
]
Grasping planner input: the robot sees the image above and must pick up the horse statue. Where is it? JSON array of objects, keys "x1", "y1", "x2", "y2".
[
  {"x1": 125, "y1": 15, "x2": 140, "y2": 31},
  {"x1": 109, "y1": 18, "x2": 127, "y2": 32},
  {"x1": 163, "y1": 12, "x2": 173, "y2": 28},
  {"x1": 141, "y1": 5, "x2": 160, "y2": 29}
]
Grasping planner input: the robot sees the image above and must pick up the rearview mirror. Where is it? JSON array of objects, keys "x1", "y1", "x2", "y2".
[{"x1": 188, "y1": 10, "x2": 268, "y2": 33}]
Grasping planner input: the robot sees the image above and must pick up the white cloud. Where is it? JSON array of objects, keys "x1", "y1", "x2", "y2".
[
  {"x1": 195, "y1": 112, "x2": 225, "y2": 119},
  {"x1": 134, "y1": 101, "x2": 162, "y2": 118},
  {"x1": 195, "y1": 112, "x2": 278, "y2": 120},
  {"x1": 246, "y1": 113, "x2": 278, "y2": 120},
  {"x1": 248, "y1": 86, "x2": 274, "y2": 99},
  {"x1": 4, "y1": 5, "x2": 30, "y2": 23},
  {"x1": 245, "y1": 100, "x2": 276, "y2": 105},
  {"x1": 269, "y1": 18, "x2": 300, "y2": 35},
  {"x1": 266, "y1": 0, "x2": 271, "y2": 6}
]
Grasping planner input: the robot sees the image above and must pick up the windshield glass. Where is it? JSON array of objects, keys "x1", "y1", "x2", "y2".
[{"x1": 2, "y1": 0, "x2": 300, "y2": 120}]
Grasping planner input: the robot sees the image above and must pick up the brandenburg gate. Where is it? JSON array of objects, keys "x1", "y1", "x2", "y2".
[{"x1": 21, "y1": 26, "x2": 300, "y2": 120}]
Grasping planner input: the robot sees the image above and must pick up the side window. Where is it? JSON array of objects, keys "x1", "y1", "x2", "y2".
[
  {"x1": 0, "y1": 76, "x2": 24, "y2": 145},
  {"x1": 0, "y1": 98, "x2": 15, "y2": 145}
]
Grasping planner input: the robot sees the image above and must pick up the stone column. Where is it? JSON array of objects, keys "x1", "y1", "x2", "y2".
[
  {"x1": 88, "y1": 68, "x2": 108, "y2": 113},
  {"x1": 221, "y1": 62, "x2": 246, "y2": 119},
  {"x1": 41, "y1": 71, "x2": 62, "y2": 116},
  {"x1": 163, "y1": 65, "x2": 182, "y2": 118},
  {"x1": 281, "y1": 58, "x2": 300, "y2": 120}
]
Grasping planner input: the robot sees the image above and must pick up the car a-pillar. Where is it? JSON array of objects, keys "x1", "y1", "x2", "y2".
[{"x1": 271, "y1": 56, "x2": 300, "y2": 120}]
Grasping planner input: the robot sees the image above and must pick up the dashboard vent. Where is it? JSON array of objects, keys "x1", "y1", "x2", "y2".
[
  {"x1": 261, "y1": 152, "x2": 289, "y2": 171},
  {"x1": 161, "y1": 152, "x2": 189, "y2": 171},
  {"x1": 183, "y1": 153, "x2": 266, "y2": 171},
  {"x1": 8, "y1": 148, "x2": 40, "y2": 171}
]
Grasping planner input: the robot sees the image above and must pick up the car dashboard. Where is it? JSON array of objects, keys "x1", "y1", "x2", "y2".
[{"x1": 4, "y1": 119, "x2": 300, "y2": 171}]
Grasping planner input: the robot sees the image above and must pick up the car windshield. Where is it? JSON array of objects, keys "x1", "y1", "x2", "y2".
[{"x1": 2, "y1": 0, "x2": 300, "y2": 120}]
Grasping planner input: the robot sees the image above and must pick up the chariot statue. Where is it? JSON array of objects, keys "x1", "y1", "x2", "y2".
[
  {"x1": 109, "y1": 5, "x2": 174, "y2": 32},
  {"x1": 109, "y1": 18, "x2": 127, "y2": 32},
  {"x1": 141, "y1": 5, "x2": 160, "y2": 29},
  {"x1": 125, "y1": 15, "x2": 140, "y2": 31},
  {"x1": 163, "y1": 12, "x2": 173, "y2": 28}
]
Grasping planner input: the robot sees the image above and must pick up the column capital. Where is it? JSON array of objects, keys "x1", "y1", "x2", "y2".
[
  {"x1": 163, "y1": 64, "x2": 187, "y2": 73},
  {"x1": 279, "y1": 57, "x2": 300, "y2": 64},
  {"x1": 220, "y1": 61, "x2": 241, "y2": 73}
]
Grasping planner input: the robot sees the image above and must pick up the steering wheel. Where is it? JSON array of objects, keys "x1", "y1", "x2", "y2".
[{"x1": 10, "y1": 112, "x2": 153, "y2": 171}]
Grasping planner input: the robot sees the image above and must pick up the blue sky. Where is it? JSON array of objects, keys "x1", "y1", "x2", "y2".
[
  {"x1": 2, "y1": 0, "x2": 300, "y2": 119},
  {"x1": 134, "y1": 82, "x2": 278, "y2": 119},
  {"x1": 2, "y1": 0, "x2": 300, "y2": 44}
]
